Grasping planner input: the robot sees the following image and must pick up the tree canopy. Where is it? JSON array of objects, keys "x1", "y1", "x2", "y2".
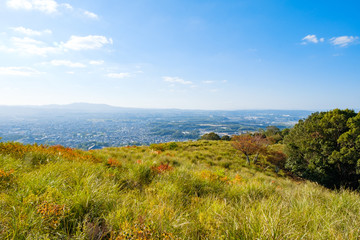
[
  {"x1": 200, "y1": 132, "x2": 221, "y2": 140},
  {"x1": 221, "y1": 135, "x2": 231, "y2": 141},
  {"x1": 284, "y1": 109, "x2": 360, "y2": 189}
]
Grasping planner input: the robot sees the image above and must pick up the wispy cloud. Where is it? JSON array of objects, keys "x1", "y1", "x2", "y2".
[
  {"x1": 61, "y1": 35, "x2": 113, "y2": 50},
  {"x1": 7, "y1": 0, "x2": 97, "y2": 21},
  {"x1": 302, "y1": 34, "x2": 359, "y2": 47},
  {"x1": 50, "y1": 60, "x2": 86, "y2": 68},
  {"x1": 10, "y1": 26, "x2": 52, "y2": 36},
  {"x1": 163, "y1": 76, "x2": 193, "y2": 85},
  {"x1": 89, "y1": 60, "x2": 104, "y2": 65},
  {"x1": 83, "y1": 10, "x2": 98, "y2": 19},
  {"x1": 0, "y1": 34, "x2": 112, "y2": 56},
  {"x1": 6, "y1": 0, "x2": 59, "y2": 14},
  {"x1": 330, "y1": 36, "x2": 358, "y2": 47},
  {"x1": 0, "y1": 66, "x2": 43, "y2": 76},
  {"x1": 61, "y1": 3, "x2": 73, "y2": 10},
  {"x1": 3, "y1": 37, "x2": 59, "y2": 56},
  {"x1": 106, "y1": 73, "x2": 131, "y2": 79},
  {"x1": 302, "y1": 34, "x2": 324, "y2": 44}
]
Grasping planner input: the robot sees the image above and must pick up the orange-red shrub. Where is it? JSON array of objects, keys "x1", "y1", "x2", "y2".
[
  {"x1": 151, "y1": 163, "x2": 173, "y2": 174},
  {"x1": 107, "y1": 158, "x2": 122, "y2": 167}
]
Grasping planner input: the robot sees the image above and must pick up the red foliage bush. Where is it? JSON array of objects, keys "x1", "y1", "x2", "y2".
[
  {"x1": 151, "y1": 163, "x2": 173, "y2": 174},
  {"x1": 107, "y1": 158, "x2": 122, "y2": 167}
]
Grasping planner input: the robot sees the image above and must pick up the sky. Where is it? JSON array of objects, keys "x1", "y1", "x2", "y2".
[{"x1": 0, "y1": 0, "x2": 359, "y2": 110}]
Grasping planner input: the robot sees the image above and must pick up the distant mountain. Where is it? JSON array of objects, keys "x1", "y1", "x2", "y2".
[
  {"x1": 42, "y1": 103, "x2": 128, "y2": 112},
  {"x1": 0, "y1": 103, "x2": 132, "y2": 119},
  {"x1": 0, "y1": 103, "x2": 314, "y2": 113},
  {"x1": 0, "y1": 103, "x2": 314, "y2": 121}
]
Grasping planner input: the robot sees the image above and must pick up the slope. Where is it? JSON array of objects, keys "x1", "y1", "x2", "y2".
[{"x1": 0, "y1": 141, "x2": 360, "y2": 239}]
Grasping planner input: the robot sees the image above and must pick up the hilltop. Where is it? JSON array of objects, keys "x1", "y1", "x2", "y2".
[{"x1": 1, "y1": 140, "x2": 360, "y2": 239}]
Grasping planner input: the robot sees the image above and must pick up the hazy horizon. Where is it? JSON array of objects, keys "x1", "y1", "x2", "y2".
[
  {"x1": 0, "y1": 102, "x2": 346, "y2": 112},
  {"x1": 0, "y1": 0, "x2": 359, "y2": 110}
]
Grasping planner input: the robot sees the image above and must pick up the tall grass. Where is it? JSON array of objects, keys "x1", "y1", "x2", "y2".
[{"x1": 0, "y1": 141, "x2": 360, "y2": 239}]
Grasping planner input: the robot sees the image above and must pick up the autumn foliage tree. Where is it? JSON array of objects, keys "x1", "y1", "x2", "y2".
[
  {"x1": 266, "y1": 150, "x2": 287, "y2": 173},
  {"x1": 231, "y1": 134, "x2": 269, "y2": 164}
]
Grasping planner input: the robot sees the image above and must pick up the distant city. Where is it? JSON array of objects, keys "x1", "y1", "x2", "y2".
[{"x1": 0, "y1": 103, "x2": 312, "y2": 150}]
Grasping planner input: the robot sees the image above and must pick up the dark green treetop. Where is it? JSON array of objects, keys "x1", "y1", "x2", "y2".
[{"x1": 284, "y1": 109, "x2": 360, "y2": 189}]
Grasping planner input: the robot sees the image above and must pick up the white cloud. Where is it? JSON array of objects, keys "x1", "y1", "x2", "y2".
[
  {"x1": 0, "y1": 35, "x2": 112, "y2": 57},
  {"x1": 6, "y1": 0, "x2": 32, "y2": 10},
  {"x1": 61, "y1": 3, "x2": 73, "y2": 10},
  {"x1": 83, "y1": 10, "x2": 98, "y2": 19},
  {"x1": 10, "y1": 26, "x2": 52, "y2": 36},
  {"x1": 6, "y1": 0, "x2": 98, "y2": 22},
  {"x1": 302, "y1": 34, "x2": 324, "y2": 44},
  {"x1": 0, "y1": 66, "x2": 43, "y2": 76},
  {"x1": 89, "y1": 60, "x2": 104, "y2": 65},
  {"x1": 61, "y1": 35, "x2": 113, "y2": 50},
  {"x1": 7, "y1": 0, "x2": 59, "y2": 14},
  {"x1": 5, "y1": 37, "x2": 59, "y2": 56},
  {"x1": 330, "y1": 36, "x2": 358, "y2": 47},
  {"x1": 50, "y1": 60, "x2": 86, "y2": 68},
  {"x1": 163, "y1": 76, "x2": 193, "y2": 85},
  {"x1": 106, "y1": 73, "x2": 131, "y2": 79}
]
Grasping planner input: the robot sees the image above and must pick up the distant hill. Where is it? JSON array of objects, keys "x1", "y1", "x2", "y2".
[{"x1": 0, "y1": 102, "x2": 313, "y2": 119}]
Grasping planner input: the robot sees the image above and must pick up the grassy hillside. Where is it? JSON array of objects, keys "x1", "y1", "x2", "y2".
[{"x1": 1, "y1": 141, "x2": 360, "y2": 239}]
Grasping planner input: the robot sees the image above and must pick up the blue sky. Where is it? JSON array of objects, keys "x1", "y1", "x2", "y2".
[{"x1": 0, "y1": 0, "x2": 359, "y2": 110}]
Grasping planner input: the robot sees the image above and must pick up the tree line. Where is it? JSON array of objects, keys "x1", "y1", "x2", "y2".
[{"x1": 200, "y1": 109, "x2": 360, "y2": 190}]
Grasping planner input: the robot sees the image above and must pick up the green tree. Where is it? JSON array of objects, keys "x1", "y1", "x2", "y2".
[
  {"x1": 221, "y1": 135, "x2": 231, "y2": 141},
  {"x1": 280, "y1": 128, "x2": 290, "y2": 138},
  {"x1": 265, "y1": 126, "x2": 281, "y2": 136},
  {"x1": 200, "y1": 132, "x2": 221, "y2": 140},
  {"x1": 284, "y1": 109, "x2": 360, "y2": 189},
  {"x1": 264, "y1": 126, "x2": 282, "y2": 143}
]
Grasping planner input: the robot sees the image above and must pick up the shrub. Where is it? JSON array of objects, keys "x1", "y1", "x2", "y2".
[
  {"x1": 168, "y1": 142, "x2": 178, "y2": 150},
  {"x1": 0, "y1": 169, "x2": 15, "y2": 187},
  {"x1": 107, "y1": 158, "x2": 122, "y2": 168},
  {"x1": 221, "y1": 135, "x2": 231, "y2": 141},
  {"x1": 200, "y1": 132, "x2": 221, "y2": 140},
  {"x1": 151, "y1": 163, "x2": 173, "y2": 174},
  {"x1": 266, "y1": 150, "x2": 287, "y2": 173}
]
